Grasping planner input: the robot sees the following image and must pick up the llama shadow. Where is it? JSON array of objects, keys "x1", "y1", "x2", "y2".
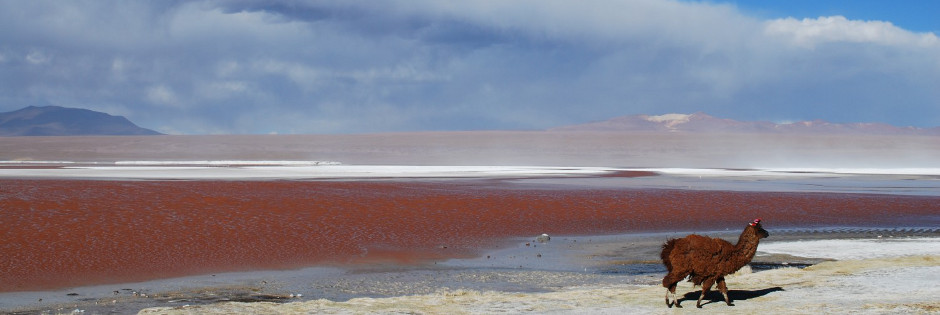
[{"x1": 680, "y1": 287, "x2": 784, "y2": 307}]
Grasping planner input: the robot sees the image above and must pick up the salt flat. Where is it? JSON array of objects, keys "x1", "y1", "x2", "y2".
[
  {"x1": 134, "y1": 237, "x2": 940, "y2": 315},
  {"x1": 2, "y1": 132, "x2": 938, "y2": 168}
]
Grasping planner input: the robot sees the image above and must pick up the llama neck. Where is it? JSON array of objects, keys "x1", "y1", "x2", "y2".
[{"x1": 732, "y1": 228, "x2": 760, "y2": 269}]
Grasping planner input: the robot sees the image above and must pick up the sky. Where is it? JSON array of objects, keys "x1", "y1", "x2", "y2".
[{"x1": 1, "y1": 0, "x2": 938, "y2": 135}]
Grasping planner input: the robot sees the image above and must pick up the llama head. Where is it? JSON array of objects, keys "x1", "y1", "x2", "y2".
[{"x1": 748, "y1": 218, "x2": 769, "y2": 239}]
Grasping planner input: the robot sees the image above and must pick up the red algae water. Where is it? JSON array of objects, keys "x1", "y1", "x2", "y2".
[{"x1": 1, "y1": 179, "x2": 938, "y2": 292}]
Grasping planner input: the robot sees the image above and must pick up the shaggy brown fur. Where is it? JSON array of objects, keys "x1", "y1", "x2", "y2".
[{"x1": 661, "y1": 218, "x2": 769, "y2": 308}]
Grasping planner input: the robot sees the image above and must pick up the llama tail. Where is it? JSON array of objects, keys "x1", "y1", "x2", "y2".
[{"x1": 661, "y1": 239, "x2": 677, "y2": 272}]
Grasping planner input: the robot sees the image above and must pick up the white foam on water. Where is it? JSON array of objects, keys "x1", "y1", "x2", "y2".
[
  {"x1": 0, "y1": 160, "x2": 78, "y2": 164},
  {"x1": 768, "y1": 167, "x2": 940, "y2": 176},
  {"x1": 4, "y1": 160, "x2": 940, "y2": 179},
  {"x1": 632, "y1": 167, "x2": 940, "y2": 177},
  {"x1": 0, "y1": 163, "x2": 623, "y2": 179},
  {"x1": 113, "y1": 160, "x2": 341, "y2": 166}
]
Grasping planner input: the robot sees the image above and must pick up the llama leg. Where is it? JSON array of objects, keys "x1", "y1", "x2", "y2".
[
  {"x1": 717, "y1": 277, "x2": 733, "y2": 306},
  {"x1": 664, "y1": 287, "x2": 672, "y2": 307},
  {"x1": 664, "y1": 287, "x2": 672, "y2": 308},
  {"x1": 662, "y1": 272, "x2": 683, "y2": 308},
  {"x1": 662, "y1": 273, "x2": 682, "y2": 308},
  {"x1": 696, "y1": 279, "x2": 715, "y2": 308},
  {"x1": 662, "y1": 274, "x2": 673, "y2": 307},
  {"x1": 670, "y1": 283, "x2": 682, "y2": 308}
]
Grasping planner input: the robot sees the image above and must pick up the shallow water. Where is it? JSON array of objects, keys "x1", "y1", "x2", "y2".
[
  {"x1": 3, "y1": 178, "x2": 938, "y2": 293},
  {"x1": 2, "y1": 168, "x2": 940, "y2": 313},
  {"x1": 516, "y1": 171, "x2": 940, "y2": 196}
]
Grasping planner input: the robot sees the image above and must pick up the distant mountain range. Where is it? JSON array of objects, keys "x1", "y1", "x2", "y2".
[
  {"x1": 1, "y1": 106, "x2": 936, "y2": 136},
  {"x1": 0, "y1": 106, "x2": 161, "y2": 136},
  {"x1": 550, "y1": 112, "x2": 940, "y2": 135}
]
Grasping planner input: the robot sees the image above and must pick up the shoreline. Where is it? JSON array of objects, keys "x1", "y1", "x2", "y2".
[
  {"x1": 140, "y1": 255, "x2": 940, "y2": 314},
  {"x1": 3, "y1": 229, "x2": 938, "y2": 314},
  {"x1": 3, "y1": 163, "x2": 937, "y2": 198}
]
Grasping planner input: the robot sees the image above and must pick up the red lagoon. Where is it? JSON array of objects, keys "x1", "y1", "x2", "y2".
[{"x1": 1, "y1": 179, "x2": 937, "y2": 292}]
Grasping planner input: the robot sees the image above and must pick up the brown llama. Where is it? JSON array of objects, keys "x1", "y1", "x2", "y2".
[{"x1": 660, "y1": 218, "x2": 769, "y2": 308}]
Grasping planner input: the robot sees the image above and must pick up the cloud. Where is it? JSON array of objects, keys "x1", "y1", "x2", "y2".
[
  {"x1": 146, "y1": 85, "x2": 180, "y2": 107},
  {"x1": 0, "y1": 0, "x2": 938, "y2": 134},
  {"x1": 25, "y1": 50, "x2": 52, "y2": 65},
  {"x1": 765, "y1": 15, "x2": 940, "y2": 48}
]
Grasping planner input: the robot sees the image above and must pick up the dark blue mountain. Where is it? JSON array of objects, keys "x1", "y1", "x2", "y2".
[{"x1": 0, "y1": 106, "x2": 162, "y2": 136}]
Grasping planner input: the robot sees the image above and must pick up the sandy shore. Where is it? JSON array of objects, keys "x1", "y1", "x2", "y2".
[
  {"x1": 136, "y1": 255, "x2": 940, "y2": 315},
  {"x1": 131, "y1": 233, "x2": 940, "y2": 315},
  {"x1": 3, "y1": 230, "x2": 938, "y2": 314}
]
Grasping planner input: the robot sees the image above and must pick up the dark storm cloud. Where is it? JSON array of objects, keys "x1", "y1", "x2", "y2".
[{"x1": 0, "y1": 0, "x2": 938, "y2": 134}]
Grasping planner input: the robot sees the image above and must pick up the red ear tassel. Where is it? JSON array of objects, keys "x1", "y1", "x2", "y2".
[{"x1": 750, "y1": 218, "x2": 762, "y2": 226}]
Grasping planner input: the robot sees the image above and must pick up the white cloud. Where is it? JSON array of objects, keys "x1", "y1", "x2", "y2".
[
  {"x1": 198, "y1": 81, "x2": 248, "y2": 100},
  {"x1": 146, "y1": 85, "x2": 179, "y2": 107},
  {"x1": 25, "y1": 50, "x2": 51, "y2": 65},
  {"x1": 253, "y1": 59, "x2": 323, "y2": 91},
  {"x1": 166, "y1": 3, "x2": 310, "y2": 45},
  {"x1": 348, "y1": 64, "x2": 449, "y2": 83},
  {"x1": 215, "y1": 60, "x2": 241, "y2": 77},
  {"x1": 389, "y1": 0, "x2": 756, "y2": 48},
  {"x1": 765, "y1": 16, "x2": 940, "y2": 49},
  {"x1": 1, "y1": 0, "x2": 939, "y2": 134},
  {"x1": 110, "y1": 58, "x2": 129, "y2": 82}
]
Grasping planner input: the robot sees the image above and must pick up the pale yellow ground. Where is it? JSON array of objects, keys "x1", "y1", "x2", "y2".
[{"x1": 139, "y1": 255, "x2": 940, "y2": 315}]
